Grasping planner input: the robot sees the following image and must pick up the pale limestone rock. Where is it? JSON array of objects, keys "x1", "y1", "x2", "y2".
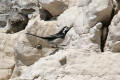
[
  {"x1": 11, "y1": 15, "x2": 58, "y2": 78},
  {"x1": 7, "y1": 0, "x2": 120, "y2": 80},
  {"x1": 5, "y1": 13, "x2": 28, "y2": 33},
  {"x1": 0, "y1": 31, "x2": 22, "y2": 80},
  {"x1": 14, "y1": 13, "x2": 57, "y2": 66},
  {"x1": 38, "y1": 0, "x2": 91, "y2": 8},
  {"x1": 12, "y1": 0, "x2": 37, "y2": 6},
  {"x1": 68, "y1": 0, "x2": 91, "y2": 7},
  {"x1": 11, "y1": 0, "x2": 114, "y2": 79},
  {"x1": 38, "y1": 0, "x2": 92, "y2": 16},
  {"x1": 57, "y1": 0, "x2": 112, "y2": 51},
  {"x1": 105, "y1": 11, "x2": 120, "y2": 52},
  {"x1": 0, "y1": 69, "x2": 12, "y2": 80},
  {"x1": 57, "y1": 0, "x2": 112, "y2": 31},
  {"x1": 16, "y1": 49, "x2": 120, "y2": 80}
]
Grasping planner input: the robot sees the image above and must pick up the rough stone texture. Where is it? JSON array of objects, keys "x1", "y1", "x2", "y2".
[
  {"x1": 5, "y1": 12, "x2": 28, "y2": 33},
  {"x1": 0, "y1": 31, "x2": 22, "y2": 80},
  {"x1": 39, "y1": 0, "x2": 68, "y2": 16},
  {"x1": 0, "y1": 0, "x2": 36, "y2": 28},
  {"x1": 0, "y1": 69, "x2": 12, "y2": 80},
  {"x1": 0, "y1": 0, "x2": 11, "y2": 14},
  {"x1": 17, "y1": 50, "x2": 120, "y2": 80},
  {"x1": 38, "y1": 0, "x2": 93, "y2": 16},
  {"x1": 57, "y1": 0, "x2": 112, "y2": 51},
  {"x1": 14, "y1": 13, "x2": 57, "y2": 66},
  {"x1": 12, "y1": 0, "x2": 37, "y2": 6},
  {"x1": 105, "y1": 10, "x2": 120, "y2": 52},
  {"x1": 10, "y1": 0, "x2": 116, "y2": 80},
  {"x1": 9, "y1": 13, "x2": 58, "y2": 78},
  {"x1": 0, "y1": 0, "x2": 120, "y2": 80},
  {"x1": 4, "y1": 8, "x2": 35, "y2": 33},
  {"x1": 0, "y1": 0, "x2": 12, "y2": 27},
  {"x1": 10, "y1": 0, "x2": 93, "y2": 17}
]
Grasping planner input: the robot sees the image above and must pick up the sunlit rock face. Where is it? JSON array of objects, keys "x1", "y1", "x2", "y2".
[
  {"x1": 105, "y1": 11, "x2": 120, "y2": 52},
  {"x1": 14, "y1": 14, "x2": 57, "y2": 66},
  {"x1": 0, "y1": 31, "x2": 22, "y2": 80},
  {"x1": 57, "y1": 0, "x2": 112, "y2": 51},
  {"x1": 1, "y1": 0, "x2": 120, "y2": 80},
  {"x1": 17, "y1": 50, "x2": 120, "y2": 80}
]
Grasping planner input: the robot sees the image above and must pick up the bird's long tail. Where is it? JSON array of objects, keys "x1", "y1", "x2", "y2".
[{"x1": 26, "y1": 32, "x2": 42, "y2": 38}]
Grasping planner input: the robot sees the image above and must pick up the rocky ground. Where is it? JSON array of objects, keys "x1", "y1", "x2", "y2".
[{"x1": 0, "y1": 0, "x2": 120, "y2": 80}]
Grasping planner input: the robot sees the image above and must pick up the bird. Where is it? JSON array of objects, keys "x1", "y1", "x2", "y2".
[
  {"x1": 26, "y1": 26, "x2": 72, "y2": 48},
  {"x1": 49, "y1": 48, "x2": 59, "y2": 55}
]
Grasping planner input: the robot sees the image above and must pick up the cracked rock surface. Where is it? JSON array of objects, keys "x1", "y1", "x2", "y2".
[{"x1": 0, "y1": 0, "x2": 120, "y2": 80}]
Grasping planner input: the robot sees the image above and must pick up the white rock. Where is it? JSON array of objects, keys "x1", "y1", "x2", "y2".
[
  {"x1": 0, "y1": 69, "x2": 12, "y2": 80},
  {"x1": 105, "y1": 10, "x2": 120, "y2": 52},
  {"x1": 57, "y1": 0, "x2": 112, "y2": 51},
  {"x1": 8, "y1": 0, "x2": 119, "y2": 80},
  {"x1": 16, "y1": 49, "x2": 120, "y2": 80},
  {"x1": 0, "y1": 31, "x2": 22, "y2": 80},
  {"x1": 14, "y1": 13, "x2": 57, "y2": 66}
]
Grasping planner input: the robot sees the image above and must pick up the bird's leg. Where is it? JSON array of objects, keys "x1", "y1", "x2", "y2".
[
  {"x1": 57, "y1": 44, "x2": 67, "y2": 50},
  {"x1": 51, "y1": 44, "x2": 58, "y2": 48},
  {"x1": 49, "y1": 48, "x2": 59, "y2": 55},
  {"x1": 49, "y1": 45, "x2": 66, "y2": 55},
  {"x1": 59, "y1": 44, "x2": 67, "y2": 46}
]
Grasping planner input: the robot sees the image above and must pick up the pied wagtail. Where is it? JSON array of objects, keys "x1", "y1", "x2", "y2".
[{"x1": 26, "y1": 26, "x2": 72, "y2": 48}]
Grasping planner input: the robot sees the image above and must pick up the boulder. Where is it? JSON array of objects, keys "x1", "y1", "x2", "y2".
[
  {"x1": 16, "y1": 49, "x2": 120, "y2": 80},
  {"x1": 14, "y1": 13, "x2": 57, "y2": 66},
  {"x1": 0, "y1": 31, "x2": 22, "y2": 80},
  {"x1": 10, "y1": 0, "x2": 115, "y2": 79},
  {"x1": 3, "y1": 0, "x2": 120, "y2": 80},
  {"x1": 10, "y1": 13, "x2": 58, "y2": 78},
  {"x1": 105, "y1": 11, "x2": 120, "y2": 52},
  {"x1": 57, "y1": 0, "x2": 112, "y2": 51}
]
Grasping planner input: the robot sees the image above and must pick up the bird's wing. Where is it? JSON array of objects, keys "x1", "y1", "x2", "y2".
[
  {"x1": 26, "y1": 32, "x2": 64, "y2": 41},
  {"x1": 40, "y1": 34, "x2": 62, "y2": 41},
  {"x1": 26, "y1": 32, "x2": 61, "y2": 41},
  {"x1": 26, "y1": 33, "x2": 42, "y2": 38}
]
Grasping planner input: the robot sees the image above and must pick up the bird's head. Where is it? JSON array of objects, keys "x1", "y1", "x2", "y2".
[{"x1": 62, "y1": 26, "x2": 72, "y2": 34}]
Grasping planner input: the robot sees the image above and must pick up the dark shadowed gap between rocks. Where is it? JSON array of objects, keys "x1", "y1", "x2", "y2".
[
  {"x1": 39, "y1": 9, "x2": 54, "y2": 21},
  {"x1": 39, "y1": 8, "x2": 58, "y2": 21},
  {"x1": 36, "y1": 0, "x2": 59, "y2": 21},
  {"x1": 6, "y1": 8, "x2": 35, "y2": 34},
  {"x1": 100, "y1": 8, "x2": 116, "y2": 52}
]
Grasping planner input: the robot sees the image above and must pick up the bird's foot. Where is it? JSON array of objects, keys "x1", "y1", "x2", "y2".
[{"x1": 49, "y1": 48, "x2": 59, "y2": 55}]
